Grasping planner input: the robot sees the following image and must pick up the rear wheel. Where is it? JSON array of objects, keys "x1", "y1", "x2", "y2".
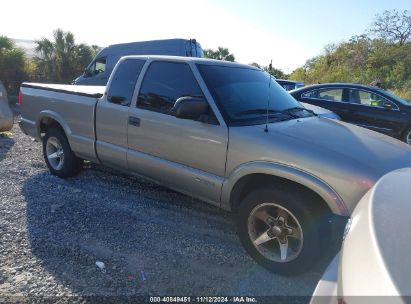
[
  {"x1": 43, "y1": 128, "x2": 83, "y2": 178},
  {"x1": 237, "y1": 187, "x2": 323, "y2": 274}
]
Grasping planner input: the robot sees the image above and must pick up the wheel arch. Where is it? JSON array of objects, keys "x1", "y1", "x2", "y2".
[
  {"x1": 37, "y1": 111, "x2": 71, "y2": 139},
  {"x1": 222, "y1": 162, "x2": 348, "y2": 216}
]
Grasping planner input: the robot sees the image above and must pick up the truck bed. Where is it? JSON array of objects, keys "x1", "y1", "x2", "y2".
[
  {"x1": 19, "y1": 83, "x2": 105, "y2": 162},
  {"x1": 21, "y1": 83, "x2": 105, "y2": 98}
]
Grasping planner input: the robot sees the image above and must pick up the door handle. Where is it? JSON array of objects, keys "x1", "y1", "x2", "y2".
[{"x1": 128, "y1": 116, "x2": 141, "y2": 127}]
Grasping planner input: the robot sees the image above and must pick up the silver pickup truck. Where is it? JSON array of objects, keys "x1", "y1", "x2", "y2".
[{"x1": 19, "y1": 56, "x2": 411, "y2": 274}]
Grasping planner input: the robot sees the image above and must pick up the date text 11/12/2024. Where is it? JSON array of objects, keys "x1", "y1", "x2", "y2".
[{"x1": 149, "y1": 296, "x2": 258, "y2": 303}]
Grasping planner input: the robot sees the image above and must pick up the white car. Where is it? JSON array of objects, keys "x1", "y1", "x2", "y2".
[
  {"x1": 311, "y1": 168, "x2": 411, "y2": 304},
  {"x1": 0, "y1": 81, "x2": 13, "y2": 132}
]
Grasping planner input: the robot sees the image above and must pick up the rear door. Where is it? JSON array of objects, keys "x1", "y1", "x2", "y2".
[
  {"x1": 95, "y1": 58, "x2": 146, "y2": 169},
  {"x1": 127, "y1": 60, "x2": 228, "y2": 204}
]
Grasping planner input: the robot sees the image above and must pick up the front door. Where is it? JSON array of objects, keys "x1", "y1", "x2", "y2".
[{"x1": 127, "y1": 61, "x2": 228, "y2": 204}]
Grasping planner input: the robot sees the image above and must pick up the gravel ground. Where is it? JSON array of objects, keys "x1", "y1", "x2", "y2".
[{"x1": 0, "y1": 117, "x2": 338, "y2": 301}]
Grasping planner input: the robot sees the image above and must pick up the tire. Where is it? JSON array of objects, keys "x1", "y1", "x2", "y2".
[
  {"x1": 42, "y1": 128, "x2": 83, "y2": 178},
  {"x1": 403, "y1": 127, "x2": 411, "y2": 145},
  {"x1": 237, "y1": 186, "x2": 323, "y2": 275}
]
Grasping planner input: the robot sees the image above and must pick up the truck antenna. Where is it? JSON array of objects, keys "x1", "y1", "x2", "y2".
[{"x1": 264, "y1": 60, "x2": 273, "y2": 133}]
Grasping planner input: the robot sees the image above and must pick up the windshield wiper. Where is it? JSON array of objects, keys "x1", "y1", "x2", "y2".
[
  {"x1": 283, "y1": 106, "x2": 317, "y2": 116},
  {"x1": 235, "y1": 108, "x2": 299, "y2": 119}
]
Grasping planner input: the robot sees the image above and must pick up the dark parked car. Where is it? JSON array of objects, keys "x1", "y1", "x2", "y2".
[
  {"x1": 275, "y1": 79, "x2": 340, "y2": 120},
  {"x1": 290, "y1": 83, "x2": 411, "y2": 145}
]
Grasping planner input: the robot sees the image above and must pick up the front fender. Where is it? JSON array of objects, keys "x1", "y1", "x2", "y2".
[{"x1": 221, "y1": 161, "x2": 349, "y2": 216}]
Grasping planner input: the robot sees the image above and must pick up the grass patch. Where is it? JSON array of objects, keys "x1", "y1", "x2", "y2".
[{"x1": 0, "y1": 132, "x2": 13, "y2": 139}]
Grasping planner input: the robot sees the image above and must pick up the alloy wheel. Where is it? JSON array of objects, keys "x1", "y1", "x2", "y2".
[
  {"x1": 248, "y1": 203, "x2": 303, "y2": 263},
  {"x1": 46, "y1": 136, "x2": 65, "y2": 170}
]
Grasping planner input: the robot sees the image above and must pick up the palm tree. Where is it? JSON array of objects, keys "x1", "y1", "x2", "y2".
[
  {"x1": 35, "y1": 38, "x2": 55, "y2": 82},
  {"x1": 0, "y1": 35, "x2": 27, "y2": 94},
  {"x1": 204, "y1": 47, "x2": 235, "y2": 62},
  {"x1": 35, "y1": 29, "x2": 97, "y2": 83},
  {"x1": 0, "y1": 36, "x2": 14, "y2": 53}
]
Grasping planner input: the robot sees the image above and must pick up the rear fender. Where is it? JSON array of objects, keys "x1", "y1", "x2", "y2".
[{"x1": 37, "y1": 110, "x2": 72, "y2": 140}]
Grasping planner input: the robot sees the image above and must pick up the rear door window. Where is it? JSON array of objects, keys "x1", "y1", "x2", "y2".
[
  {"x1": 107, "y1": 59, "x2": 146, "y2": 106},
  {"x1": 302, "y1": 89, "x2": 344, "y2": 102},
  {"x1": 317, "y1": 89, "x2": 343, "y2": 102},
  {"x1": 301, "y1": 90, "x2": 319, "y2": 98}
]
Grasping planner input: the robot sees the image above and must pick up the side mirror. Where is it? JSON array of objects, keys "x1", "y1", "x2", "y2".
[
  {"x1": 173, "y1": 97, "x2": 209, "y2": 121},
  {"x1": 382, "y1": 101, "x2": 393, "y2": 109},
  {"x1": 108, "y1": 95, "x2": 126, "y2": 104},
  {"x1": 84, "y1": 68, "x2": 92, "y2": 77}
]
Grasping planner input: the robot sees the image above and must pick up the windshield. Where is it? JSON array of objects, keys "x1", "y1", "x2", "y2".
[
  {"x1": 378, "y1": 89, "x2": 411, "y2": 105},
  {"x1": 197, "y1": 64, "x2": 311, "y2": 126}
]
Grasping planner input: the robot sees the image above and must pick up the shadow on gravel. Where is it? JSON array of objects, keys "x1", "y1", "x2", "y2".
[
  {"x1": 22, "y1": 167, "x2": 335, "y2": 296},
  {"x1": 0, "y1": 133, "x2": 14, "y2": 162}
]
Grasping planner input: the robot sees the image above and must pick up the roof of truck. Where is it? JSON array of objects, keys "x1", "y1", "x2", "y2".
[
  {"x1": 97, "y1": 39, "x2": 202, "y2": 59},
  {"x1": 120, "y1": 55, "x2": 260, "y2": 69},
  {"x1": 106, "y1": 38, "x2": 197, "y2": 48}
]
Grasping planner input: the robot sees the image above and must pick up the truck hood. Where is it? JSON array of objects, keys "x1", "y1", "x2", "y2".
[
  {"x1": 270, "y1": 117, "x2": 411, "y2": 174},
  {"x1": 228, "y1": 117, "x2": 411, "y2": 215}
]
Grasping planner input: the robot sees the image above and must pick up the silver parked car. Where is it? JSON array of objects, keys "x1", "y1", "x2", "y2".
[
  {"x1": 311, "y1": 168, "x2": 411, "y2": 303},
  {"x1": 0, "y1": 81, "x2": 13, "y2": 132},
  {"x1": 19, "y1": 56, "x2": 411, "y2": 274}
]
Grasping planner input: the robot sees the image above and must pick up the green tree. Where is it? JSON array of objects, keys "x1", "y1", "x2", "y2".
[
  {"x1": 249, "y1": 62, "x2": 262, "y2": 69},
  {"x1": 249, "y1": 62, "x2": 287, "y2": 79},
  {"x1": 289, "y1": 33, "x2": 411, "y2": 100},
  {"x1": 264, "y1": 66, "x2": 287, "y2": 79},
  {"x1": 34, "y1": 29, "x2": 98, "y2": 83},
  {"x1": 0, "y1": 35, "x2": 27, "y2": 95},
  {"x1": 204, "y1": 47, "x2": 235, "y2": 62}
]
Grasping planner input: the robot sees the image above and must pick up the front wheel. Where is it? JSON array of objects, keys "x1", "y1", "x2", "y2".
[
  {"x1": 237, "y1": 187, "x2": 322, "y2": 275},
  {"x1": 403, "y1": 127, "x2": 411, "y2": 145},
  {"x1": 42, "y1": 128, "x2": 83, "y2": 178}
]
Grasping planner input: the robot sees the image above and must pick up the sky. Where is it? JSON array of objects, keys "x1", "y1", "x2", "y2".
[{"x1": 1, "y1": 0, "x2": 410, "y2": 72}]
